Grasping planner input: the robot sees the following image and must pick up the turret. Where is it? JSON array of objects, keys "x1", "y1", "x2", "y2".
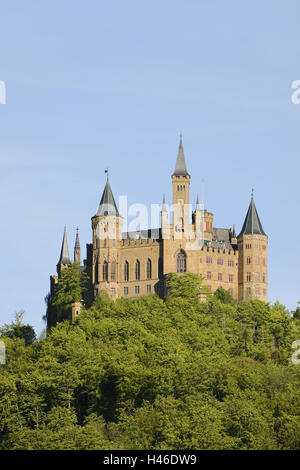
[
  {"x1": 237, "y1": 192, "x2": 268, "y2": 301},
  {"x1": 57, "y1": 227, "x2": 71, "y2": 277},
  {"x1": 91, "y1": 172, "x2": 123, "y2": 297},
  {"x1": 194, "y1": 195, "x2": 204, "y2": 240},
  {"x1": 74, "y1": 227, "x2": 81, "y2": 263},
  {"x1": 161, "y1": 194, "x2": 169, "y2": 239}
]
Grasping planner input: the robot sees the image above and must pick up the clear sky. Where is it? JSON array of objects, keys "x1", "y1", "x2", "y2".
[{"x1": 0, "y1": 1, "x2": 299, "y2": 335}]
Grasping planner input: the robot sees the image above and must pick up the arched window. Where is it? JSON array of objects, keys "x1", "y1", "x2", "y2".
[
  {"x1": 147, "y1": 258, "x2": 152, "y2": 280},
  {"x1": 95, "y1": 259, "x2": 99, "y2": 283},
  {"x1": 124, "y1": 261, "x2": 129, "y2": 281},
  {"x1": 103, "y1": 261, "x2": 108, "y2": 281},
  {"x1": 135, "y1": 260, "x2": 140, "y2": 281},
  {"x1": 111, "y1": 261, "x2": 116, "y2": 281},
  {"x1": 177, "y1": 250, "x2": 186, "y2": 273}
]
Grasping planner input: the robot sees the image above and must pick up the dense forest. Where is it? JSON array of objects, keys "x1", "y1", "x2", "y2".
[{"x1": 1, "y1": 267, "x2": 300, "y2": 450}]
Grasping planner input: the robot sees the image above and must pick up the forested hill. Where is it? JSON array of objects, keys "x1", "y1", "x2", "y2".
[{"x1": 1, "y1": 272, "x2": 300, "y2": 450}]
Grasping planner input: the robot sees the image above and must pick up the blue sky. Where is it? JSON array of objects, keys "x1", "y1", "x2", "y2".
[{"x1": 0, "y1": 1, "x2": 299, "y2": 335}]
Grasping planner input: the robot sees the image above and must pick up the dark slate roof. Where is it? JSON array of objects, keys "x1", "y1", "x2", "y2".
[
  {"x1": 58, "y1": 227, "x2": 71, "y2": 265},
  {"x1": 172, "y1": 135, "x2": 190, "y2": 176},
  {"x1": 238, "y1": 197, "x2": 266, "y2": 237},
  {"x1": 75, "y1": 227, "x2": 80, "y2": 248},
  {"x1": 97, "y1": 177, "x2": 120, "y2": 217},
  {"x1": 212, "y1": 227, "x2": 234, "y2": 249}
]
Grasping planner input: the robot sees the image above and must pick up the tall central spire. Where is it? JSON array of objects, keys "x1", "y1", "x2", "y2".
[{"x1": 172, "y1": 134, "x2": 189, "y2": 176}]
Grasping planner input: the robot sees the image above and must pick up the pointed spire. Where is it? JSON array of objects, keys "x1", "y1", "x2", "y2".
[
  {"x1": 232, "y1": 224, "x2": 236, "y2": 238},
  {"x1": 58, "y1": 227, "x2": 71, "y2": 265},
  {"x1": 97, "y1": 172, "x2": 120, "y2": 217},
  {"x1": 162, "y1": 194, "x2": 167, "y2": 212},
  {"x1": 75, "y1": 227, "x2": 80, "y2": 248},
  {"x1": 195, "y1": 194, "x2": 201, "y2": 211},
  {"x1": 172, "y1": 134, "x2": 189, "y2": 176},
  {"x1": 238, "y1": 194, "x2": 266, "y2": 237}
]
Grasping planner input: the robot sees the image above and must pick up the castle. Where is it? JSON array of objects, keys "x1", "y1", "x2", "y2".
[{"x1": 50, "y1": 136, "x2": 268, "y2": 317}]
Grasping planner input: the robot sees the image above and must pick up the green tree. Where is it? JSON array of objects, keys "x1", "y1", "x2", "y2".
[
  {"x1": 0, "y1": 311, "x2": 36, "y2": 346},
  {"x1": 48, "y1": 262, "x2": 88, "y2": 324}
]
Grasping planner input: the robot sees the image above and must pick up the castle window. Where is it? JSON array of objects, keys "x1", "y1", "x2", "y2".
[
  {"x1": 206, "y1": 256, "x2": 213, "y2": 264},
  {"x1": 255, "y1": 257, "x2": 259, "y2": 265},
  {"x1": 255, "y1": 287, "x2": 260, "y2": 295},
  {"x1": 183, "y1": 185, "x2": 185, "y2": 191},
  {"x1": 147, "y1": 258, "x2": 152, "y2": 280},
  {"x1": 207, "y1": 272, "x2": 212, "y2": 280},
  {"x1": 147, "y1": 284, "x2": 151, "y2": 293},
  {"x1": 103, "y1": 261, "x2": 108, "y2": 281},
  {"x1": 217, "y1": 258, "x2": 223, "y2": 265},
  {"x1": 135, "y1": 286, "x2": 140, "y2": 295},
  {"x1": 262, "y1": 273, "x2": 266, "y2": 283},
  {"x1": 135, "y1": 260, "x2": 140, "y2": 281},
  {"x1": 247, "y1": 287, "x2": 251, "y2": 295},
  {"x1": 246, "y1": 272, "x2": 251, "y2": 282},
  {"x1": 228, "y1": 260, "x2": 234, "y2": 267},
  {"x1": 111, "y1": 261, "x2": 116, "y2": 281},
  {"x1": 103, "y1": 239, "x2": 106, "y2": 248},
  {"x1": 124, "y1": 287, "x2": 128, "y2": 295},
  {"x1": 255, "y1": 272, "x2": 260, "y2": 281},
  {"x1": 246, "y1": 256, "x2": 251, "y2": 264},
  {"x1": 124, "y1": 261, "x2": 129, "y2": 281},
  {"x1": 246, "y1": 243, "x2": 252, "y2": 249},
  {"x1": 177, "y1": 250, "x2": 186, "y2": 273},
  {"x1": 228, "y1": 274, "x2": 233, "y2": 283},
  {"x1": 262, "y1": 258, "x2": 266, "y2": 266},
  {"x1": 110, "y1": 288, "x2": 116, "y2": 297},
  {"x1": 95, "y1": 260, "x2": 99, "y2": 283},
  {"x1": 218, "y1": 273, "x2": 222, "y2": 281},
  {"x1": 177, "y1": 185, "x2": 179, "y2": 191}
]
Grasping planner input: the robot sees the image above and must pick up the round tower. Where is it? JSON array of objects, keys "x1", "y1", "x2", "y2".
[{"x1": 237, "y1": 193, "x2": 268, "y2": 302}]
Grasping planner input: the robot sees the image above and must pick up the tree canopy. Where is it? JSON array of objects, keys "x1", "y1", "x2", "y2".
[{"x1": 1, "y1": 275, "x2": 300, "y2": 450}]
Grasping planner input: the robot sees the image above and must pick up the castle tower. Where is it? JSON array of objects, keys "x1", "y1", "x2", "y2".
[
  {"x1": 91, "y1": 172, "x2": 123, "y2": 298},
  {"x1": 57, "y1": 227, "x2": 71, "y2": 277},
  {"x1": 74, "y1": 227, "x2": 81, "y2": 263},
  {"x1": 172, "y1": 135, "x2": 191, "y2": 232},
  {"x1": 237, "y1": 192, "x2": 268, "y2": 302}
]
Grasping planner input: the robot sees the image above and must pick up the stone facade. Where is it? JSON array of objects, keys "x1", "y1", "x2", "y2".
[{"x1": 50, "y1": 137, "x2": 268, "y2": 309}]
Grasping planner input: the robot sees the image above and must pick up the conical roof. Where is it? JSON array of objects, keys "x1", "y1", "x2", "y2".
[
  {"x1": 75, "y1": 227, "x2": 80, "y2": 248},
  {"x1": 97, "y1": 175, "x2": 120, "y2": 217},
  {"x1": 238, "y1": 195, "x2": 266, "y2": 237},
  {"x1": 172, "y1": 134, "x2": 189, "y2": 176},
  {"x1": 58, "y1": 227, "x2": 71, "y2": 264}
]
